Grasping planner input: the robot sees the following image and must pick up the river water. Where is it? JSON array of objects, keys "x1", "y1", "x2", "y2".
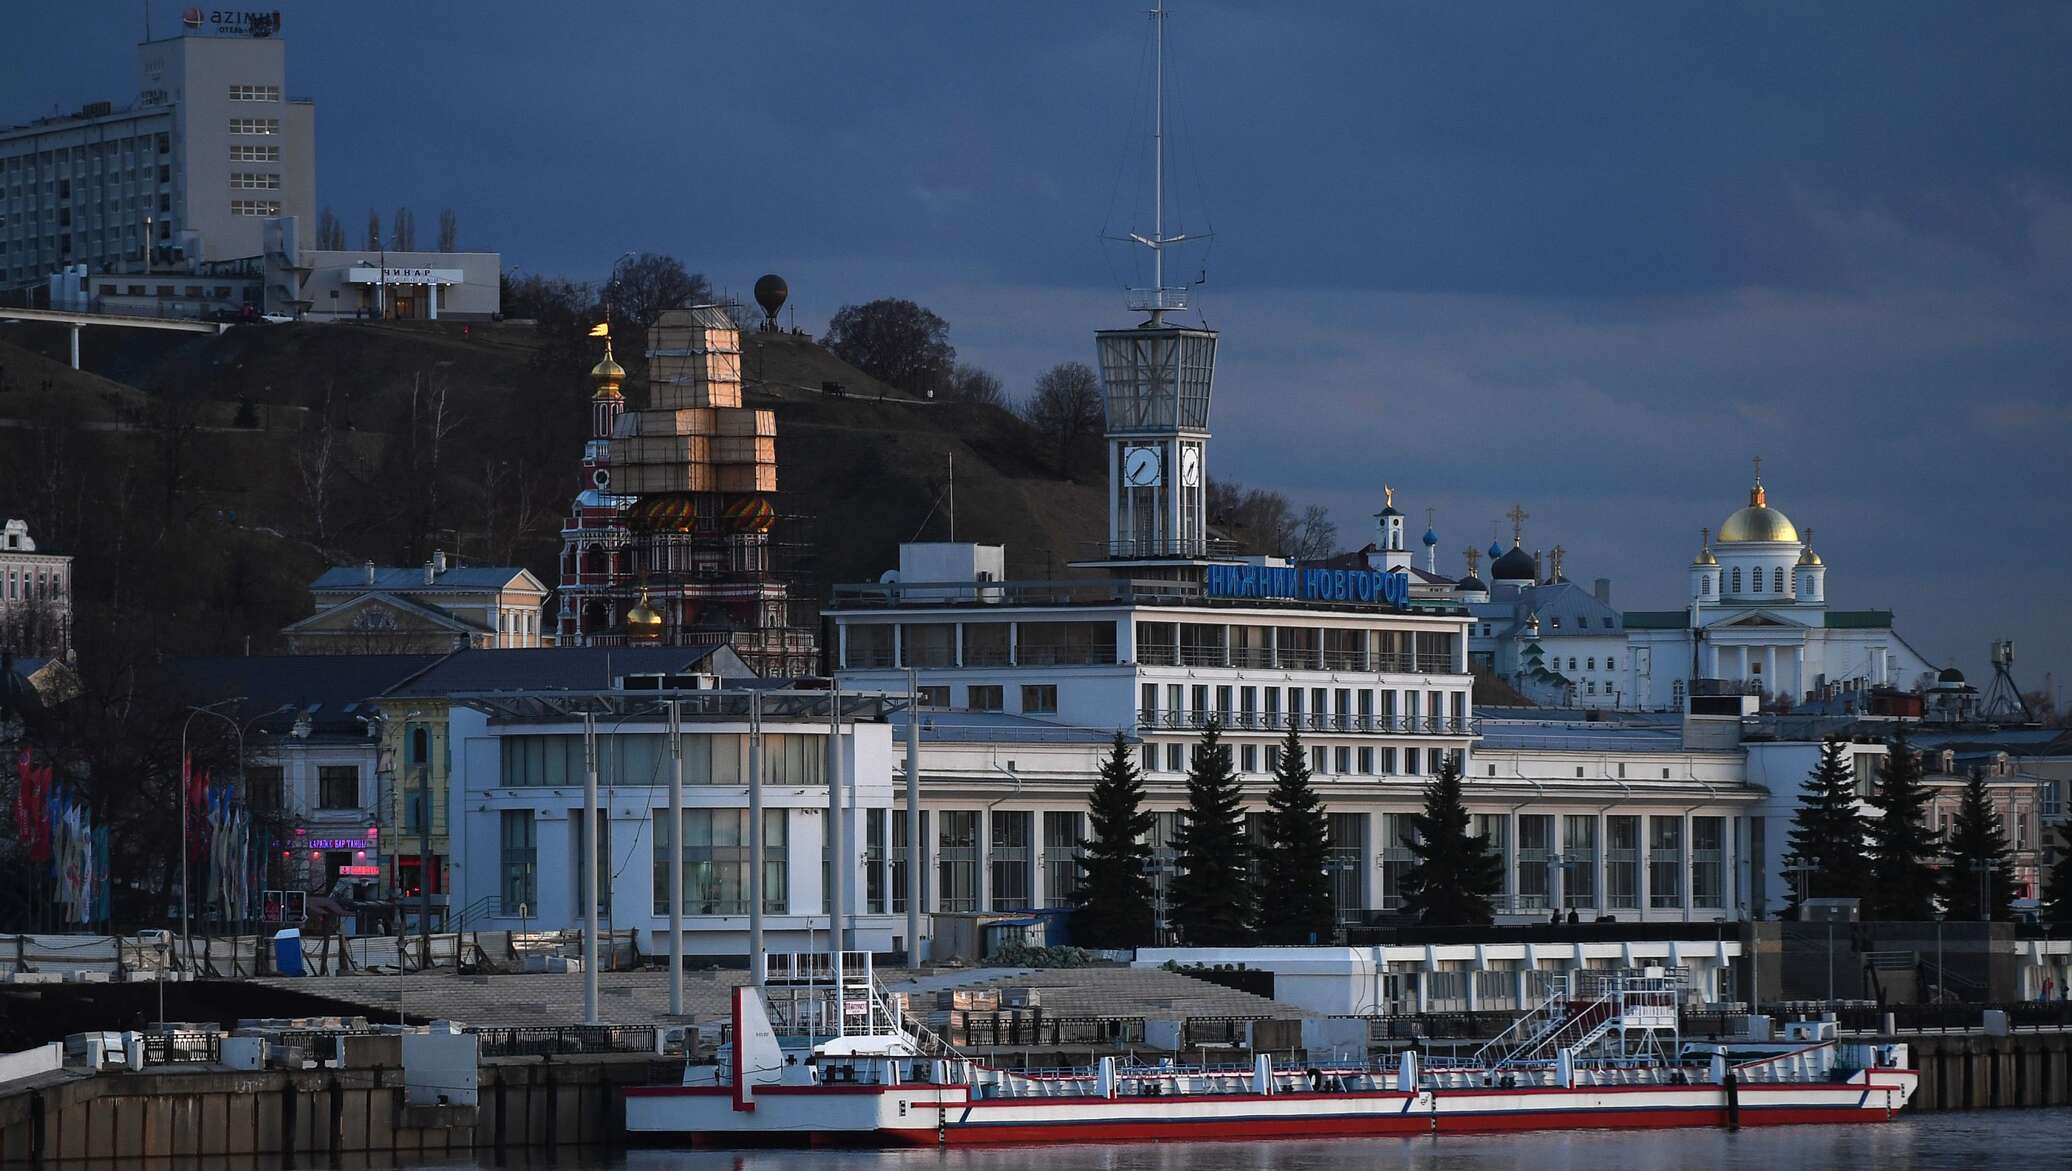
[{"x1": 377, "y1": 1109, "x2": 2068, "y2": 1171}]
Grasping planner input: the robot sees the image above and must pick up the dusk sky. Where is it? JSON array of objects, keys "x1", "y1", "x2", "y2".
[{"x1": 10, "y1": 2, "x2": 2070, "y2": 692}]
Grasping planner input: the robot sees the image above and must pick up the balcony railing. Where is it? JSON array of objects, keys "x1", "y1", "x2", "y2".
[
  {"x1": 1134, "y1": 648, "x2": 1463, "y2": 674},
  {"x1": 1137, "y1": 709, "x2": 1478, "y2": 736}
]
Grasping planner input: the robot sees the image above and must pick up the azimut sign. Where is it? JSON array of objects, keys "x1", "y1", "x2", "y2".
[{"x1": 1206, "y1": 564, "x2": 1410, "y2": 608}]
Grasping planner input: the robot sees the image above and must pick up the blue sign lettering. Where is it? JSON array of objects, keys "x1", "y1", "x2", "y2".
[{"x1": 1205, "y1": 565, "x2": 1410, "y2": 608}]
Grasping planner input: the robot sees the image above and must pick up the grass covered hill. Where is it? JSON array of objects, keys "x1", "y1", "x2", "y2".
[{"x1": 0, "y1": 315, "x2": 1106, "y2": 662}]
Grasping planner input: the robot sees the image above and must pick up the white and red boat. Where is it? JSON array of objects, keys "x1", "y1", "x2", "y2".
[{"x1": 626, "y1": 952, "x2": 1916, "y2": 1147}]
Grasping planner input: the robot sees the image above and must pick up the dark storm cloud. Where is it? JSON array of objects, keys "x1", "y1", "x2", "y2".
[{"x1": 7, "y1": 1, "x2": 2068, "y2": 681}]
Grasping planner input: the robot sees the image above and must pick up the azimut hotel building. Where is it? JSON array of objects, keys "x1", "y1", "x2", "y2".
[{"x1": 0, "y1": 13, "x2": 313, "y2": 289}]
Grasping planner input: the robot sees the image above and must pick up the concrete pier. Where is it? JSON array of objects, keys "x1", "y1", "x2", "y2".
[{"x1": 0, "y1": 1055, "x2": 670, "y2": 1164}]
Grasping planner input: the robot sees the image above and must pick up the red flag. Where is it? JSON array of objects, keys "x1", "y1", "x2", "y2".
[{"x1": 11, "y1": 747, "x2": 29, "y2": 841}]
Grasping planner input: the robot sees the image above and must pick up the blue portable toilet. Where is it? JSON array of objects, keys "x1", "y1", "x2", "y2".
[{"x1": 273, "y1": 928, "x2": 304, "y2": 976}]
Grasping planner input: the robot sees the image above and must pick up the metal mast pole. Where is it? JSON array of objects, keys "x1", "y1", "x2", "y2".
[
  {"x1": 828, "y1": 685, "x2": 846, "y2": 960},
  {"x1": 419, "y1": 725, "x2": 433, "y2": 974},
  {"x1": 668, "y1": 698, "x2": 684, "y2": 1018},
  {"x1": 748, "y1": 691, "x2": 766, "y2": 986},
  {"x1": 1153, "y1": 0, "x2": 1164, "y2": 305},
  {"x1": 581, "y1": 711, "x2": 599, "y2": 1024},
  {"x1": 904, "y1": 670, "x2": 922, "y2": 965}
]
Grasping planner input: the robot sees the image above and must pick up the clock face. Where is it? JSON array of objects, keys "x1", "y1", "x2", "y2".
[
  {"x1": 592, "y1": 468, "x2": 611, "y2": 489},
  {"x1": 1123, "y1": 445, "x2": 1162, "y2": 488},
  {"x1": 1179, "y1": 446, "x2": 1201, "y2": 487}
]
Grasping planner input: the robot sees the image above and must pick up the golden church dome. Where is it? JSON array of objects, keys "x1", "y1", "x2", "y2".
[
  {"x1": 590, "y1": 336, "x2": 625, "y2": 396},
  {"x1": 1717, "y1": 476, "x2": 1798, "y2": 543},
  {"x1": 624, "y1": 588, "x2": 664, "y2": 641}
]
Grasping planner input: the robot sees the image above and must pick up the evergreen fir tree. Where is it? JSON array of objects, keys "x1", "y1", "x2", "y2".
[
  {"x1": 2044, "y1": 820, "x2": 2072, "y2": 926},
  {"x1": 1865, "y1": 726, "x2": 1942, "y2": 920},
  {"x1": 1781, "y1": 737, "x2": 1872, "y2": 914},
  {"x1": 1070, "y1": 733, "x2": 1158, "y2": 948},
  {"x1": 1942, "y1": 767, "x2": 2020, "y2": 921},
  {"x1": 1398, "y1": 752, "x2": 1504, "y2": 926},
  {"x1": 1166, "y1": 719, "x2": 1257, "y2": 946},
  {"x1": 1256, "y1": 718, "x2": 1334, "y2": 945}
]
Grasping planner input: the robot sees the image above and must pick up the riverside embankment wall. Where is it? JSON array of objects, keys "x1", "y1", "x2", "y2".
[{"x1": 0, "y1": 1054, "x2": 671, "y2": 1164}]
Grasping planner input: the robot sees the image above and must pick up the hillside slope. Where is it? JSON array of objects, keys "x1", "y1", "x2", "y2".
[{"x1": 0, "y1": 319, "x2": 1105, "y2": 658}]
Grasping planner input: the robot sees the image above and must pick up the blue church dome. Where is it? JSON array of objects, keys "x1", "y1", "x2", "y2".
[
  {"x1": 1488, "y1": 540, "x2": 1504, "y2": 560},
  {"x1": 1422, "y1": 528, "x2": 1439, "y2": 547}
]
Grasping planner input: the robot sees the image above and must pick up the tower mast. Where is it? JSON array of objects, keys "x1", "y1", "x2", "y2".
[{"x1": 1121, "y1": 0, "x2": 1201, "y2": 325}]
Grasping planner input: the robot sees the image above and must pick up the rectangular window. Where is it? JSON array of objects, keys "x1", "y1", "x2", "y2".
[
  {"x1": 573, "y1": 810, "x2": 611, "y2": 915},
  {"x1": 1607, "y1": 815, "x2": 1640, "y2": 909},
  {"x1": 1692, "y1": 816, "x2": 1725, "y2": 909},
  {"x1": 1517, "y1": 814, "x2": 1552, "y2": 909},
  {"x1": 1265, "y1": 744, "x2": 1281, "y2": 771},
  {"x1": 1334, "y1": 746, "x2": 1351, "y2": 774},
  {"x1": 1381, "y1": 812, "x2": 1417, "y2": 910},
  {"x1": 228, "y1": 84, "x2": 281, "y2": 101},
  {"x1": 1562, "y1": 815, "x2": 1597, "y2": 907},
  {"x1": 938, "y1": 810, "x2": 980, "y2": 912},
  {"x1": 228, "y1": 118, "x2": 280, "y2": 134},
  {"x1": 1405, "y1": 747, "x2": 1421, "y2": 775},
  {"x1": 500, "y1": 811, "x2": 536, "y2": 913},
  {"x1": 244, "y1": 766, "x2": 284, "y2": 814},
  {"x1": 1142, "y1": 743, "x2": 1157, "y2": 774},
  {"x1": 1328, "y1": 812, "x2": 1366, "y2": 923},
  {"x1": 670, "y1": 808, "x2": 786, "y2": 915},
  {"x1": 1020, "y1": 684, "x2": 1057, "y2": 715},
  {"x1": 917, "y1": 685, "x2": 949, "y2": 709},
  {"x1": 1240, "y1": 744, "x2": 1258, "y2": 773},
  {"x1": 229, "y1": 172, "x2": 281, "y2": 189},
  {"x1": 1141, "y1": 683, "x2": 1158, "y2": 721},
  {"x1": 990, "y1": 811, "x2": 1030, "y2": 911},
  {"x1": 967, "y1": 684, "x2": 1003, "y2": 712},
  {"x1": 1311, "y1": 746, "x2": 1327, "y2": 774},
  {"x1": 864, "y1": 809, "x2": 887, "y2": 914},
  {"x1": 229, "y1": 144, "x2": 281, "y2": 162},
  {"x1": 1358, "y1": 747, "x2": 1374, "y2": 775},
  {"x1": 1167, "y1": 743, "x2": 1183, "y2": 772},
  {"x1": 1649, "y1": 817, "x2": 1684, "y2": 908},
  {"x1": 230, "y1": 199, "x2": 281, "y2": 216},
  {"x1": 1043, "y1": 811, "x2": 1083, "y2": 907},
  {"x1": 317, "y1": 765, "x2": 358, "y2": 810}
]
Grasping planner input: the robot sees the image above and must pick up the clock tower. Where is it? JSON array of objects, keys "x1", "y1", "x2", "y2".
[{"x1": 1091, "y1": 0, "x2": 1218, "y2": 566}]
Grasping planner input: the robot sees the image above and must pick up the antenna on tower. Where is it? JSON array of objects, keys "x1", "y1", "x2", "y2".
[
  {"x1": 1982, "y1": 639, "x2": 2035, "y2": 723},
  {"x1": 1103, "y1": 0, "x2": 1212, "y2": 325}
]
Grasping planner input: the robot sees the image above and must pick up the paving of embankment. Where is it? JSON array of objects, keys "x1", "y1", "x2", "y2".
[{"x1": 249, "y1": 964, "x2": 1316, "y2": 1028}]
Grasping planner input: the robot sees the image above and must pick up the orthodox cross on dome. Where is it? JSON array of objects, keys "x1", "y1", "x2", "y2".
[
  {"x1": 1425, "y1": 506, "x2": 1435, "y2": 530},
  {"x1": 1549, "y1": 545, "x2": 1566, "y2": 581},
  {"x1": 1506, "y1": 503, "x2": 1529, "y2": 544},
  {"x1": 1701, "y1": 526, "x2": 1711, "y2": 549},
  {"x1": 1463, "y1": 547, "x2": 1480, "y2": 576},
  {"x1": 1752, "y1": 454, "x2": 1763, "y2": 482}
]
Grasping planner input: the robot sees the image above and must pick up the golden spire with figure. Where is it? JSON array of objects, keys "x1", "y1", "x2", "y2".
[{"x1": 588, "y1": 321, "x2": 625, "y2": 396}]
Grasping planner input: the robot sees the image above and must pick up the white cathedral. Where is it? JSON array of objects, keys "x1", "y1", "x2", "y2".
[{"x1": 1379, "y1": 470, "x2": 1939, "y2": 712}]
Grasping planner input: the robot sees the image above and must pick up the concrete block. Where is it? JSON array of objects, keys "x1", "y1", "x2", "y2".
[
  {"x1": 220, "y1": 1036, "x2": 267, "y2": 1070},
  {"x1": 113, "y1": 1098, "x2": 143, "y2": 1160},
  {"x1": 1983, "y1": 1009, "x2": 2010, "y2": 1035}
]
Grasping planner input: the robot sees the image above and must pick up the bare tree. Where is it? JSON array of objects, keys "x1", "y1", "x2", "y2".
[
  {"x1": 391, "y1": 207, "x2": 417, "y2": 251},
  {"x1": 603, "y1": 253, "x2": 709, "y2": 331},
  {"x1": 295, "y1": 393, "x2": 339, "y2": 544},
  {"x1": 436, "y1": 208, "x2": 458, "y2": 252},
  {"x1": 1293, "y1": 504, "x2": 1339, "y2": 561},
  {"x1": 1022, "y1": 361, "x2": 1103, "y2": 473},
  {"x1": 946, "y1": 363, "x2": 1005, "y2": 407},
  {"x1": 315, "y1": 207, "x2": 345, "y2": 250},
  {"x1": 364, "y1": 209, "x2": 381, "y2": 251}
]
